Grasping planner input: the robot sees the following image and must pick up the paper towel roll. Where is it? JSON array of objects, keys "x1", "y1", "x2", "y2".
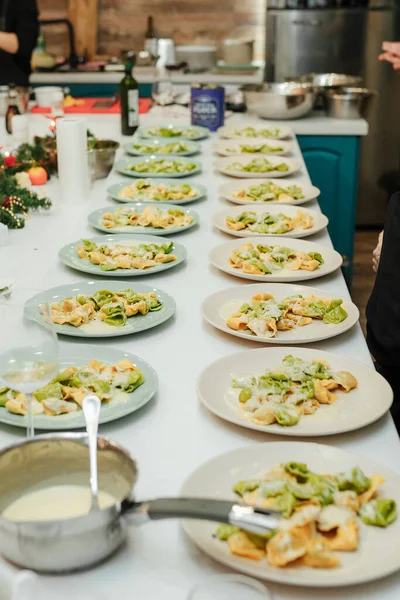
[{"x1": 56, "y1": 118, "x2": 89, "y2": 205}]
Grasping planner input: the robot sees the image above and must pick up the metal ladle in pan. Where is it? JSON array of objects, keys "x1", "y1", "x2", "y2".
[{"x1": 0, "y1": 433, "x2": 280, "y2": 573}]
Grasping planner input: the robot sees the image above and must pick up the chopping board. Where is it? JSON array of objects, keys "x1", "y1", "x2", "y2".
[{"x1": 31, "y1": 98, "x2": 152, "y2": 115}]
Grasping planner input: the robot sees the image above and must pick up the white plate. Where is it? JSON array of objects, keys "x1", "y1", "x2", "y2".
[
  {"x1": 115, "y1": 156, "x2": 201, "y2": 178},
  {"x1": 214, "y1": 138, "x2": 292, "y2": 157},
  {"x1": 59, "y1": 234, "x2": 186, "y2": 277},
  {"x1": 213, "y1": 204, "x2": 328, "y2": 239},
  {"x1": 209, "y1": 237, "x2": 342, "y2": 282},
  {"x1": 215, "y1": 156, "x2": 300, "y2": 179},
  {"x1": 182, "y1": 441, "x2": 400, "y2": 587},
  {"x1": 138, "y1": 125, "x2": 209, "y2": 141},
  {"x1": 0, "y1": 345, "x2": 158, "y2": 430},
  {"x1": 218, "y1": 124, "x2": 292, "y2": 140},
  {"x1": 88, "y1": 203, "x2": 199, "y2": 236},
  {"x1": 26, "y1": 281, "x2": 176, "y2": 338},
  {"x1": 197, "y1": 346, "x2": 392, "y2": 437},
  {"x1": 202, "y1": 282, "x2": 359, "y2": 344},
  {"x1": 219, "y1": 178, "x2": 321, "y2": 206},
  {"x1": 124, "y1": 139, "x2": 200, "y2": 157},
  {"x1": 107, "y1": 180, "x2": 207, "y2": 205}
]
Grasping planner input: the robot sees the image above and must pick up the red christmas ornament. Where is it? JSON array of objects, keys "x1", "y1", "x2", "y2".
[
  {"x1": 4, "y1": 155, "x2": 16, "y2": 168},
  {"x1": 2, "y1": 196, "x2": 13, "y2": 207}
]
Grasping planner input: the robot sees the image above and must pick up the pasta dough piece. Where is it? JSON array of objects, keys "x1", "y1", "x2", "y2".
[
  {"x1": 247, "y1": 317, "x2": 277, "y2": 338},
  {"x1": 335, "y1": 371, "x2": 358, "y2": 392},
  {"x1": 267, "y1": 524, "x2": 314, "y2": 567},
  {"x1": 358, "y1": 474, "x2": 385, "y2": 505},
  {"x1": 251, "y1": 403, "x2": 276, "y2": 425},
  {"x1": 300, "y1": 536, "x2": 340, "y2": 569},
  {"x1": 228, "y1": 532, "x2": 266, "y2": 561},
  {"x1": 314, "y1": 380, "x2": 337, "y2": 404},
  {"x1": 242, "y1": 263, "x2": 264, "y2": 276},
  {"x1": 227, "y1": 313, "x2": 249, "y2": 331},
  {"x1": 227, "y1": 220, "x2": 246, "y2": 231},
  {"x1": 334, "y1": 491, "x2": 360, "y2": 513},
  {"x1": 252, "y1": 293, "x2": 275, "y2": 303}
]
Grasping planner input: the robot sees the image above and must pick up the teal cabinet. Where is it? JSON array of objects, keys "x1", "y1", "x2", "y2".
[{"x1": 297, "y1": 135, "x2": 360, "y2": 286}]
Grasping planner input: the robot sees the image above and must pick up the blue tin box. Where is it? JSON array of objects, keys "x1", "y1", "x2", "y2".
[{"x1": 191, "y1": 84, "x2": 225, "y2": 132}]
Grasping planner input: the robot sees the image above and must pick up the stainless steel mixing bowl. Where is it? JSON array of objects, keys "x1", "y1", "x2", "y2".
[
  {"x1": 323, "y1": 87, "x2": 377, "y2": 119},
  {"x1": 87, "y1": 139, "x2": 120, "y2": 180},
  {"x1": 242, "y1": 82, "x2": 315, "y2": 120}
]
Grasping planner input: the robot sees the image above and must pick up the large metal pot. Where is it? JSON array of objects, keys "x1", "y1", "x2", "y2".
[
  {"x1": 0, "y1": 434, "x2": 279, "y2": 572},
  {"x1": 242, "y1": 82, "x2": 315, "y2": 120},
  {"x1": 175, "y1": 45, "x2": 217, "y2": 72},
  {"x1": 323, "y1": 87, "x2": 377, "y2": 119}
]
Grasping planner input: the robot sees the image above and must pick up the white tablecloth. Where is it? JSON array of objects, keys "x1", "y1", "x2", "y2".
[{"x1": 0, "y1": 113, "x2": 398, "y2": 599}]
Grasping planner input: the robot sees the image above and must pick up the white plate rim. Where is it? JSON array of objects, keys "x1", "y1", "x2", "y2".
[
  {"x1": 26, "y1": 280, "x2": 176, "y2": 338},
  {"x1": 115, "y1": 156, "x2": 202, "y2": 179},
  {"x1": 197, "y1": 345, "x2": 393, "y2": 437},
  {"x1": 181, "y1": 441, "x2": 400, "y2": 587},
  {"x1": 87, "y1": 203, "x2": 199, "y2": 236},
  {"x1": 217, "y1": 124, "x2": 293, "y2": 140},
  {"x1": 107, "y1": 180, "x2": 207, "y2": 204},
  {"x1": 218, "y1": 178, "x2": 321, "y2": 206},
  {"x1": 214, "y1": 138, "x2": 293, "y2": 157},
  {"x1": 0, "y1": 345, "x2": 159, "y2": 430},
  {"x1": 209, "y1": 236, "x2": 343, "y2": 283},
  {"x1": 215, "y1": 156, "x2": 300, "y2": 179},
  {"x1": 58, "y1": 233, "x2": 187, "y2": 277},
  {"x1": 138, "y1": 124, "x2": 209, "y2": 141},
  {"x1": 212, "y1": 204, "x2": 329, "y2": 239},
  {"x1": 201, "y1": 281, "x2": 359, "y2": 345},
  {"x1": 123, "y1": 139, "x2": 200, "y2": 157}
]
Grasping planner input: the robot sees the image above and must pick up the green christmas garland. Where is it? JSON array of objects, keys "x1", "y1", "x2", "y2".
[{"x1": 0, "y1": 136, "x2": 54, "y2": 228}]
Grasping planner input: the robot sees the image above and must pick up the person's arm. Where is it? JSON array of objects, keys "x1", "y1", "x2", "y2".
[
  {"x1": 373, "y1": 231, "x2": 384, "y2": 272},
  {"x1": 379, "y1": 41, "x2": 400, "y2": 72},
  {"x1": 13, "y1": 0, "x2": 39, "y2": 58},
  {"x1": 0, "y1": 31, "x2": 18, "y2": 54}
]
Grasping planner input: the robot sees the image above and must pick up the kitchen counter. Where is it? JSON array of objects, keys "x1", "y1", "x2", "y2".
[
  {"x1": 30, "y1": 66, "x2": 265, "y2": 86},
  {"x1": 0, "y1": 112, "x2": 398, "y2": 599}
]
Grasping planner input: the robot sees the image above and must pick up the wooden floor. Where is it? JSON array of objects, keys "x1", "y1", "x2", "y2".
[{"x1": 352, "y1": 230, "x2": 380, "y2": 336}]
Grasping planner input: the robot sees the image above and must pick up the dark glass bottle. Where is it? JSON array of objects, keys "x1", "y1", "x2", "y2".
[
  {"x1": 120, "y1": 56, "x2": 139, "y2": 136},
  {"x1": 144, "y1": 15, "x2": 158, "y2": 56},
  {"x1": 5, "y1": 84, "x2": 20, "y2": 134}
]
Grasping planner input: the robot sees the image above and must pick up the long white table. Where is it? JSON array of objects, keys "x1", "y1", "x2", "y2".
[{"x1": 0, "y1": 113, "x2": 399, "y2": 599}]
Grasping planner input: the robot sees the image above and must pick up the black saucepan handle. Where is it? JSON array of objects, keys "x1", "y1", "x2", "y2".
[{"x1": 121, "y1": 497, "x2": 280, "y2": 535}]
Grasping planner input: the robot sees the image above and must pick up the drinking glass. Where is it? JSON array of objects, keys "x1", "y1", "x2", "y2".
[{"x1": 0, "y1": 287, "x2": 59, "y2": 437}]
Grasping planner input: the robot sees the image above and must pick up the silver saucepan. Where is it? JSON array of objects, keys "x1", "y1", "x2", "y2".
[{"x1": 0, "y1": 434, "x2": 280, "y2": 573}]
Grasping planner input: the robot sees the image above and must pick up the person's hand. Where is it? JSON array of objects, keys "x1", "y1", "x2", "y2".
[
  {"x1": 373, "y1": 231, "x2": 384, "y2": 272},
  {"x1": 379, "y1": 41, "x2": 400, "y2": 72}
]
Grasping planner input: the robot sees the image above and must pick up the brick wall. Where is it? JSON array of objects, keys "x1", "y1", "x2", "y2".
[{"x1": 37, "y1": 0, "x2": 265, "y2": 60}]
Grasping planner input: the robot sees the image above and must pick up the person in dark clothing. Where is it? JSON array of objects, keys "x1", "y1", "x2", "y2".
[
  {"x1": 366, "y1": 192, "x2": 400, "y2": 433},
  {"x1": 0, "y1": 0, "x2": 39, "y2": 86}
]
